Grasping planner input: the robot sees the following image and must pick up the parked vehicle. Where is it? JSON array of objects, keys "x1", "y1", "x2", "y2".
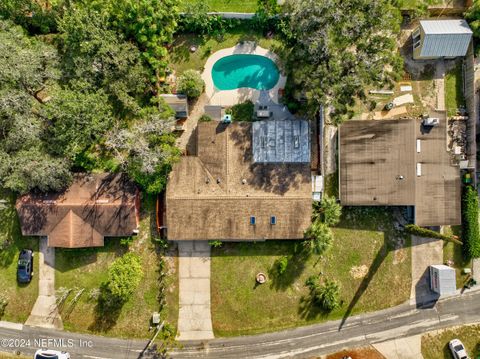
[
  {"x1": 34, "y1": 349, "x2": 70, "y2": 359},
  {"x1": 448, "y1": 339, "x2": 469, "y2": 359},
  {"x1": 17, "y1": 249, "x2": 33, "y2": 283}
]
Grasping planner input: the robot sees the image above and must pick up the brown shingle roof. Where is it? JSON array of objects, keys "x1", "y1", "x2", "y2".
[
  {"x1": 339, "y1": 117, "x2": 461, "y2": 226},
  {"x1": 166, "y1": 121, "x2": 312, "y2": 240},
  {"x1": 16, "y1": 173, "x2": 139, "y2": 248}
]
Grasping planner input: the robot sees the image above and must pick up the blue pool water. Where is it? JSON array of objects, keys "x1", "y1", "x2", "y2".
[{"x1": 212, "y1": 54, "x2": 280, "y2": 91}]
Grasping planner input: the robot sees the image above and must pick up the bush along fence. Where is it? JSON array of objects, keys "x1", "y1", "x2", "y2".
[
  {"x1": 404, "y1": 224, "x2": 463, "y2": 245},
  {"x1": 462, "y1": 185, "x2": 480, "y2": 259}
]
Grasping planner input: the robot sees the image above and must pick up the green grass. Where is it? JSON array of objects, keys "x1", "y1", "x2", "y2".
[
  {"x1": 0, "y1": 190, "x2": 39, "y2": 323},
  {"x1": 445, "y1": 61, "x2": 465, "y2": 117},
  {"x1": 211, "y1": 207, "x2": 411, "y2": 337},
  {"x1": 55, "y1": 195, "x2": 178, "y2": 339},
  {"x1": 443, "y1": 226, "x2": 471, "y2": 289},
  {"x1": 422, "y1": 324, "x2": 480, "y2": 359},
  {"x1": 179, "y1": 0, "x2": 257, "y2": 12},
  {"x1": 324, "y1": 172, "x2": 339, "y2": 198},
  {"x1": 171, "y1": 24, "x2": 282, "y2": 75}
]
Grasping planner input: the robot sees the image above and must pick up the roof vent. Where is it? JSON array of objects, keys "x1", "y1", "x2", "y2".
[
  {"x1": 95, "y1": 199, "x2": 109, "y2": 204},
  {"x1": 242, "y1": 179, "x2": 247, "y2": 185},
  {"x1": 206, "y1": 177, "x2": 210, "y2": 184},
  {"x1": 217, "y1": 178, "x2": 221, "y2": 184}
]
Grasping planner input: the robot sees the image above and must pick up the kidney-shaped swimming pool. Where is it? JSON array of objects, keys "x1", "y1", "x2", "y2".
[{"x1": 212, "y1": 54, "x2": 280, "y2": 91}]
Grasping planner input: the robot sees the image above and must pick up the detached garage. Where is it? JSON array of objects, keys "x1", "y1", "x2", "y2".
[
  {"x1": 430, "y1": 265, "x2": 456, "y2": 295},
  {"x1": 413, "y1": 19, "x2": 473, "y2": 60}
]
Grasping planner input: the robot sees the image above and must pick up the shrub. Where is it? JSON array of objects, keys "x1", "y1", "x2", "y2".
[
  {"x1": 178, "y1": 0, "x2": 227, "y2": 35},
  {"x1": 312, "y1": 196, "x2": 342, "y2": 226},
  {"x1": 177, "y1": 70, "x2": 205, "y2": 99},
  {"x1": 404, "y1": 224, "x2": 462, "y2": 245},
  {"x1": 226, "y1": 100, "x2": 254, "y2": 122},
  {"x1": 462, "y1": 185, "x2": 480, "y2": 258},
  {"x1": 209, "y1": 240, "x2": 222, "y2": 248},
  {"x1": 274, "y1": 256, "x2": 289, "y2": 275},
  {"x1": 0, "y1": 295, "x2": 7, "y2": 318},
  {"x1": 303, "y1": 221, "x2": 333, "y2": 256},
  {"x1": 101, "y1": 252, "x2": 143, "y2": 303},
  {"x1": 305, "y1": 276, "x2": 340, "y2": 312},
  {"x1": 199, "y1": 114, "x2": 212, "y2": 122}
]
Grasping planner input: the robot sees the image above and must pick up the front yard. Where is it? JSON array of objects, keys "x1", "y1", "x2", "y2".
[
  {"x1": 55, "y1": 196, "x2": 178, "y2": 339},
  {"x1": 0, "y1": 191, "x2": 39, "y2": 323},
  {"x1": 443, "y1": 226, "x2": 471, "y2": 289},
  {"x1": 211, "y1": 207, "x2": 411, "y2": 337},
  {"x1": 422, "y1": 324, "x2": 480, "y2": 359}
]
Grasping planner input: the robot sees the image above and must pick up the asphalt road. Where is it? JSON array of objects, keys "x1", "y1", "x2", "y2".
[{"x1": 1, "y1": 291, "x2": 480, "y2": 359}]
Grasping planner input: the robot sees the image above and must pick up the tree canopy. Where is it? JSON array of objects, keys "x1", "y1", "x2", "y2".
[{"x1": 283, "y1": 0, "x2": 403, "y2": 124}]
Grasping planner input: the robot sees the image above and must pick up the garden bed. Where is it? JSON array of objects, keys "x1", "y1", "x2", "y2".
[{"x1": 211, "y1": 207, "x2": 411, "y2": 336}]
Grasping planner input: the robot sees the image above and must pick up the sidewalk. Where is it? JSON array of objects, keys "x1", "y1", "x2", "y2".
[
  {"x1": 177, "y1": 241, "x2": 214, "y2": 341},
  {"x1": 25, "y1": 237, "x2": 62, "y2": 329},
  {"x1": 373, "y1": 335, "x2": 423, "y2": 359}
]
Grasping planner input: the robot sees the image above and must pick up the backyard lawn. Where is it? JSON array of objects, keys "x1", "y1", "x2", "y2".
[
  {"x1": 422, "y1": 324, "x2": 480, "y2": 359},
  {"x1": 179, "y1": 0, "x2": 257, "y2": 13},
  {"x1": 0, "y1": 191, "x2": 39, "y2": 323},
  {"x1": 211, "y1": 207, "x2": 411, "y2": 337},
  {"x1": 171, "y1": 24, "x2": 282, "y2": 75},
  {"x1": 55, "y1": 196, "x2": 178, "y2": 339},
  {"x1": 445, "y1": 61, "x2": 465, "y2": 116}
]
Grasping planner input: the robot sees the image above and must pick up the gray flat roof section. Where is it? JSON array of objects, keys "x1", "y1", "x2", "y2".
[
  {"x1": 339, "y1": 119, "x2": 416, "y2": 206},
  {"x1": 414, "y1": 118, "x2": 461, "y2": 226},
  {"x1": 252, "y1": 119, "x2": 310, "y2": 163},
  {"x1": 160, "y1": 94, "x2": 188, "y2": 118},
  {"x1": 339, "y1": 118, "x2": 461, "y2": 226}
]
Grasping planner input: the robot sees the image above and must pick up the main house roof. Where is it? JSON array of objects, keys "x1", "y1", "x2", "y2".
[
  {"x1": 166, "y1": 121, "x2": 312, "y2": 241},
  {"x1": 16, "y1": 173, "x2": 139, "y2": 248},
  {"x1": 339, "y1": 118, "x2": 461, "y2": 226}
]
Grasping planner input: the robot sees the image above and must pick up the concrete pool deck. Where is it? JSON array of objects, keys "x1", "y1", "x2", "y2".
[{"x1": 201, "y1": 42, "x2": 286, "y2": 106}]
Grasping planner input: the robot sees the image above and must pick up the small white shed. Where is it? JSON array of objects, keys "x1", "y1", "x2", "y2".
[
  {"x1": 430, "y1": 264, "x2": 456, "y2": 295},
  {"x1": 413, "y1": 20, "x2": 473, "y2": 60}
]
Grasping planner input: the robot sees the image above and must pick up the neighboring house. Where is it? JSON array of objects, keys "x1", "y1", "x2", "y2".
[
  {"x1": 339, "y1": 118, "x2": 461, "y2": 226},
  {"x1": 413, "y1": 19, "x2": 473, "y2": 60},
  {"x1": 16, "y1": 174, "x2": 140, "y2": 248},
  {"x1": 160, "y1": 94, "x2": 189, "y2": 131},
  {"x1": 165, "y1": 120, "x2": 312, "y2": 241}
]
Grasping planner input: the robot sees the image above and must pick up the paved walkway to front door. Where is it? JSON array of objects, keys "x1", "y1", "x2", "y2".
[
  {"x1": 177, "y1": 241, "x2": 214, "y2": 341},
  {"x1": 25, "y1": 237, "x2": 62, "y2": 329}
]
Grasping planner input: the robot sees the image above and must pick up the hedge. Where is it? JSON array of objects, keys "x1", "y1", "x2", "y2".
[
  {"x1": 404, "y1": 224, "x2": 462, "y2": 245},
  {"x1": 462, "y1": 185, "x2": 480, "y2": 259}
]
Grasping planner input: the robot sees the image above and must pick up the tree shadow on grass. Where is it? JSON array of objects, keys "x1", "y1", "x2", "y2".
[
  {"x1": 88, "y1": 285, "x2": 124, "y2": 333},
  {"x1": 268, "y1": 247, "x2": 310, "y2": 291},
  {"x1": 298, "y1": 292, "x2": 333, "y2": 321}
]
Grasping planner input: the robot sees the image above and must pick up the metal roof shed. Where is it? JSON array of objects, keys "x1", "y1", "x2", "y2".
[
  {"x1": 429, "y1": 264, "x2": 456, "y2": 296},
  {"x1": 413, "y1": 20, "x2": 472, "y2": 60}
]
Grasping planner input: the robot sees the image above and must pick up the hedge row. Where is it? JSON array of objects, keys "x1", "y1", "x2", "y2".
[
  {"x1": 404, "y1": 224, "x2": 462, "y2": 245},
  {"x1": 462, "y1": 185, "x2": 480, "y2": 259}
]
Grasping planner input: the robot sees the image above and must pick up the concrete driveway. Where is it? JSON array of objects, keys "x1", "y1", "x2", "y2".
[
  {"x1": 177, "y1": 241, "x2": 214, "y2": 341},
  {"x1": 25, "y1": 237, "x2": 62, "y2": 329}
]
